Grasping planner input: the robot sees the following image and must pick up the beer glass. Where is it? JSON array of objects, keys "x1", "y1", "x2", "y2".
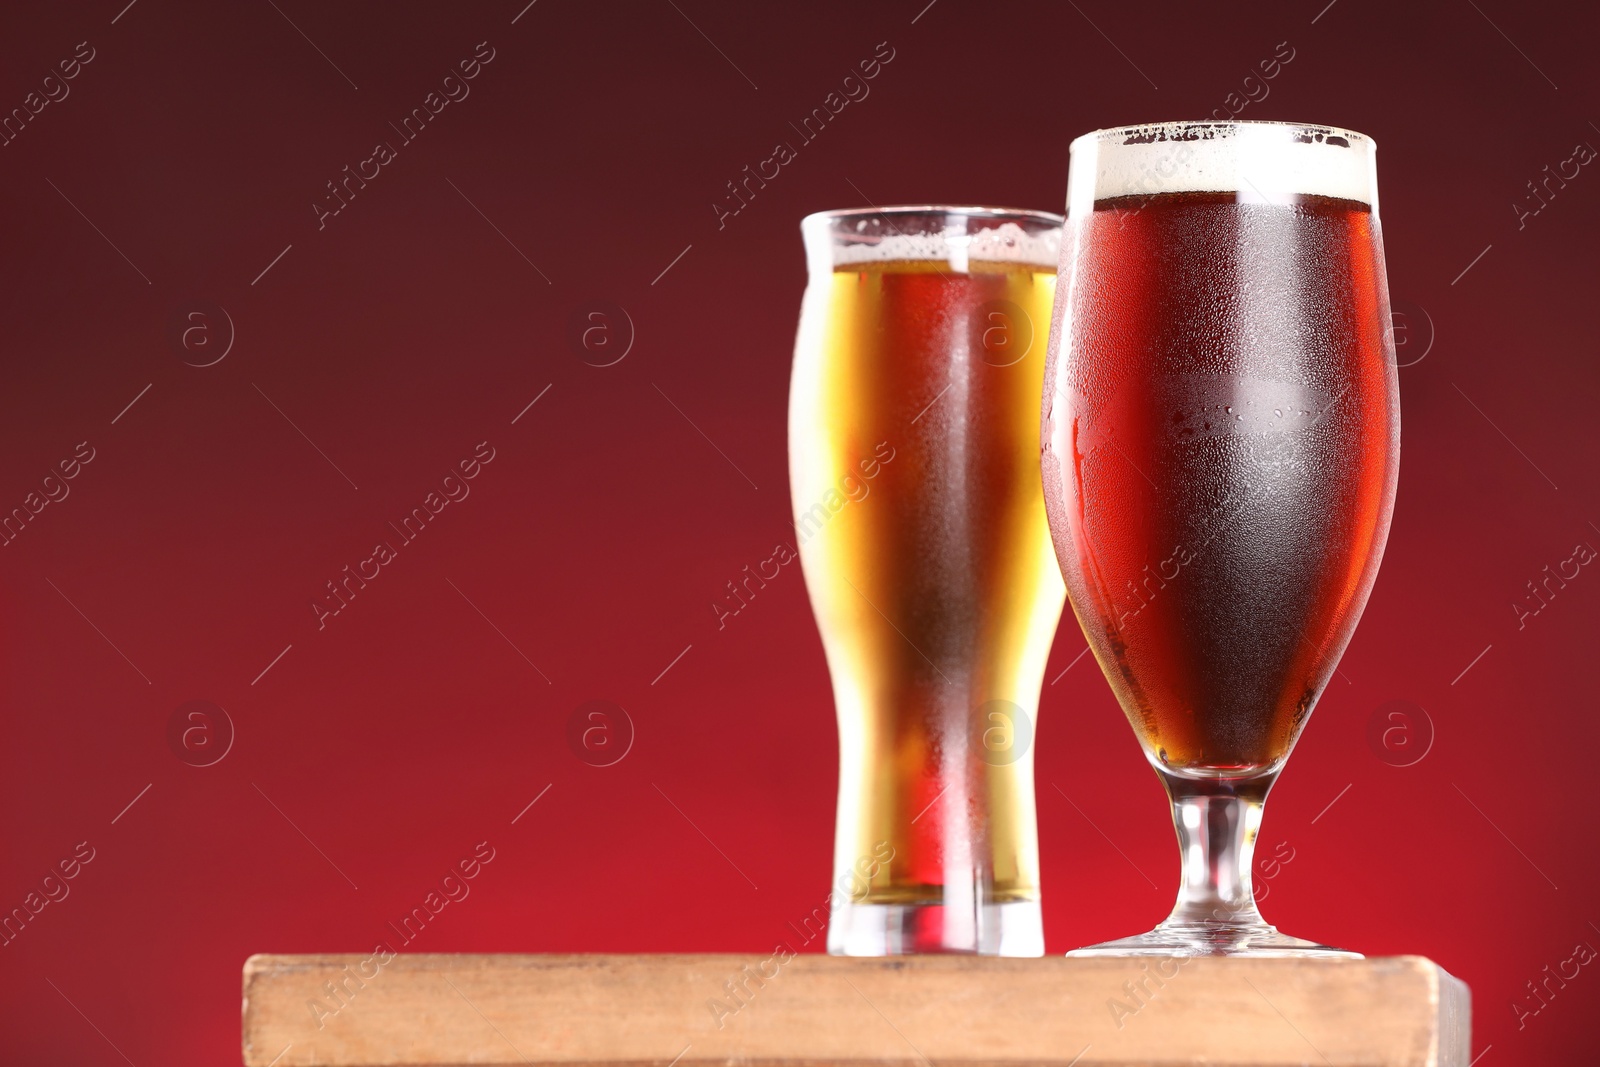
[
  {"x1": 1042, "y1": 122, "x2": 1400, "y2": 956},
  {"x1": 791, "y1": 207, "x2": 1066, "y2": 955}
]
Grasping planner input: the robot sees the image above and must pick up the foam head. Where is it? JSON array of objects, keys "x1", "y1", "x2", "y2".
[
  {"x1": 1066, "y1": 121, "x2": 1378, "y2": 216},
  {"x1": 802, "y1": 206, "x2": 1062, "y2": 276}
]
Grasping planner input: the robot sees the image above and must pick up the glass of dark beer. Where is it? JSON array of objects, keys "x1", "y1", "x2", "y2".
[
  {"x1": 791, "y1": 207, "x2": 1066, "y2": 955},
  {"x1": 1041, "y1": 122, "x2": 1400, "y2": 956}
]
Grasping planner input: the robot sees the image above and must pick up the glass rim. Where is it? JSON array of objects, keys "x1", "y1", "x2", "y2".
[
  {"x1": 1070, "y1": 119, "x2": 1375, "y2": 155},
  {"x1": 801, "y1": 204, "x2": 1065, "y2": 229}
]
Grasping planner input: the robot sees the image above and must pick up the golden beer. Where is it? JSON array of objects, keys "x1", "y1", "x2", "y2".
[{"x1": 789, "y1": 207, "x2": 1065, "y2": 955}]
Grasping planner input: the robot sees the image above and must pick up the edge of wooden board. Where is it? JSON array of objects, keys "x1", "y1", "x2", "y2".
[{"x1": 243, "y1": 952, "x2": 1471, "y2": 1067}]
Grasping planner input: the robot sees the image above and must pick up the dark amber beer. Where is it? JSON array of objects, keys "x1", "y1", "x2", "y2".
[
  {"x1": 1043, "y1": 122, "x2": 1399, "y2": 957},
  {"x1": 1044, "y1": 189, "x2": 1397, "y2": 776},
  {"x1": 791, "y1": 207, "x2": 1065, "y2": 955}
]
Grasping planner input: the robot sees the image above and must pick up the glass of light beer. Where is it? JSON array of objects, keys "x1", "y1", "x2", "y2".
[
  {"x1": 790, "y1": 207, "x2": 1066, "y2": 955},
  {"x1": 1042, "y1": 122, "x2": 1400, "y2": 956}
]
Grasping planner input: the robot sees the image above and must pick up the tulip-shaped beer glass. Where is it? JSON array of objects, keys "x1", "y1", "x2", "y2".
[
  {"x1": 791, "y1": 207, "x2": 1066, "y2": 955},
  {"x1": 1041, "y1": 123, "x2": 1400, "y2": 956}
]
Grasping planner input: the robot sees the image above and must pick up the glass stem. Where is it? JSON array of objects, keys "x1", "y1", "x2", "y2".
[{"x1": 1159, "y1": 772, "x2": 1276, "y2": 927}]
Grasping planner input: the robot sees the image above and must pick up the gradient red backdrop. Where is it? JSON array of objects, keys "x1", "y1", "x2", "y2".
[{"x1": 0, "y1": 1, "x2": 1596, "y2": 1063}]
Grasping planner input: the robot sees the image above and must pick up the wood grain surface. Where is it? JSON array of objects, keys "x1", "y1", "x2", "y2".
[{"x1": 242, "y1": 952, "x2": 1471, "y2": 1067}]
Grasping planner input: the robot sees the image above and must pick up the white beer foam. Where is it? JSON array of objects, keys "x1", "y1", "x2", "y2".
[
  {"x1": 1067, "y1": 122, "x2": 1377, "y2": 215},
  {"x1": 808, "y1": 215, "x2": 1061, "y2": 273}
]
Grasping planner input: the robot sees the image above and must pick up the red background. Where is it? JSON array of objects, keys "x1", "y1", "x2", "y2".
[{"x1": 1, "y1": 1, "x2": 1596, "y2": 1064}]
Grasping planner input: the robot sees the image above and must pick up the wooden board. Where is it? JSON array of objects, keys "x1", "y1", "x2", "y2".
[{"x1": 242, "y1": 953, "x2": 1470, "y2": 1067}]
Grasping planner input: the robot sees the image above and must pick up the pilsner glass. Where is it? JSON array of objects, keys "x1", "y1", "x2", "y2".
[
  {"x1": 1041, "y1": 122, "x2": 1400, "y2": 956},
  {"x1": 790, "y1": 207, "x2": 1066, "y2": 955}
]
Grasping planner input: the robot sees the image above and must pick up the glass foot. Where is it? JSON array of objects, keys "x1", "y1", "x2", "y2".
[
  {"x1": 1067, "y1": 920, "x2": 1361, "y2": 959},
  {"x1": 828, "y1": 899, "x2": 1043, "y2": 957}
]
